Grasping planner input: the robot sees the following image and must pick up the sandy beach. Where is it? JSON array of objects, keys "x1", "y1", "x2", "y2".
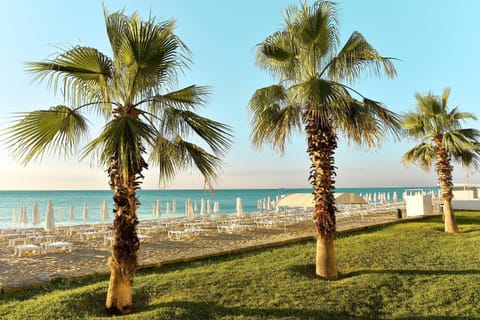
[{"x1": 0, "y1": 210, "x2": 402, "y2": 292}]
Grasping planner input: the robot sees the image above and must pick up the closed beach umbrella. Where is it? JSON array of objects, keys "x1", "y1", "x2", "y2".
[
  {"x1": 101, "y1": 200, "x2": 109, "y2": 222},
  {"x1": 213, "y1": 201, "x2": 220, "y2": 214},
  {"x1": 82, "y1": 202, "x2": 89, "y2": 223},
  {"x1": 200, "y1": 198, "x2": 206, "y2": 216},
  {"x1": 69, "y1": 204, "x2": 75, "y2": 222},
  {"x1": 267, "y1": 196, "x2": 272, "y2": 211},
  {"x1": 236, "y1": 197, "x2": 243, "y2": 217},
  {"x1": 166, "y1": 202, "x2": 171, "y2": 215},
  {"x1": 20, "y1": 204, "x2": 28, "y2": 226},
  {"x1": 172, "y1": 200, "x2": 177, "y2": 217},
  {"x1": 156, "y1": 200, "x2": 161, "y2": 218},
  {"x1": 44, "y1": 200, "x2": 55, "y2": 232},
  {"x1": 194, "y1": 201, "x2": 198, "y2": 212},
  {"x1": 12, "y1": 208, "x2": 18, "y2": 225},
  {"x1": 393, "y1": 192, "x2": 399, "y2": 203},
  {"x1": 207, "y1": 199, "x2": 211, "y2": 214},
  {"x1": 32, "y1": 202, "x2": 40, "y2": 226},
  {"x1": 187, "y1": 198, "x2": 194, "y2": 220}
]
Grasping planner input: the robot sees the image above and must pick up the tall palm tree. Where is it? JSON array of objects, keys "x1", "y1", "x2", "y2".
[
  {"x1": 4, "y1": 9, "x2": 232, "y2": 315},
  {"x1": 402, "y1": 88, "x2": 480, "y2": 233},
  {"x1": 248, "y1": 0, "x2": 400, "y2": 280}
]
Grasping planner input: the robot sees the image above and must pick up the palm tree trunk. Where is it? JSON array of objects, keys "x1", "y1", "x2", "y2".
[
  {"x1": 105, "y1": 154, "x2": 142, "y2": 315},
  {"x1": 105, "y1": 185, "x2": 140, "y2": 315},
  {"x1": 305, "y1": 112, "x2": 338, "y2": 280},
  {"x1": 443, "y1": 199, "x2": 458, "y2": 233},
  {"x1": 434, "y1": 137, "x2": 459, "y2": 233}
]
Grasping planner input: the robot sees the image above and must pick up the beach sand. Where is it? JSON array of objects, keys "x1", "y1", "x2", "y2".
[{"x1": 0, "y1": 211, "x2": 401, "y2": 292}]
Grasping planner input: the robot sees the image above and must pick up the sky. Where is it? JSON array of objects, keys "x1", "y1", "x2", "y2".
[{"x1": 0, "y1": 0, "x2": 479, "y2": 190}]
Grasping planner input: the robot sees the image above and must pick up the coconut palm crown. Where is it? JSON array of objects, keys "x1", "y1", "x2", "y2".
[
  {"x1": 402, "y1": 88, "x2": 480, "y2": 233},
  {"x1": 4, "y1": 8, "x2": 232, "y2": 315},
  {"x1": 248, "y1": 0, "x2": 400, "y2": 279}
]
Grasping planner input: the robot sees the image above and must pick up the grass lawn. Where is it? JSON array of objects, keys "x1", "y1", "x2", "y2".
[{"x1": 1, "y1": 211, "x2": 479, "y2": 319}]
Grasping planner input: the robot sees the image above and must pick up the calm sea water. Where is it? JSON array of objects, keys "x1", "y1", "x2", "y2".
[{"x1": 0, "y1": 187, "x2": 438, "y2": 229}]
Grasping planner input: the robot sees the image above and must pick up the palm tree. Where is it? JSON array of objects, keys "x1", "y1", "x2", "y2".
[
  {"x1": 4, "y1": 9, "x2": 232, "y2": 315},
  {"x1": 401, "y1": 88, "x2": 480, "y2": 233},
  {"x1": 247, "y1": 0, "x2": 400, "y2": 280}
]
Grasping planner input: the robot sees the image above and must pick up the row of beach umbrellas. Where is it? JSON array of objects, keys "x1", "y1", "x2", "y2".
[
  {"x1": 12, "y1": 196, "x2": 247, "y2": 231},
  {"x1": 11, "y1": 200, "x2": 110, "y2": 231},
  {"x1": 152, "y1": 198, "x2": 243, "y2": 219}
]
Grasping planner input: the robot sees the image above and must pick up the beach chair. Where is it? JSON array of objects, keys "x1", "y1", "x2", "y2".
[{"x1": 14, "y1": 244, "x2": 41, "y2": 257}]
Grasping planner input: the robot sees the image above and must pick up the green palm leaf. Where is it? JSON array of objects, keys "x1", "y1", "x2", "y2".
[
  {"x1": 26, "y1": 46, "x2": 113, "y2": 107},
  {"x1": 327, "y1": 32, "x2": 396, "y2": 82},
  {"x1": 4, "y1": 106, "x2": 88, "y2": 164},
  {"x1": 83, "y1": 115, "x2": 156, "y2": 177},
  {"x1": 248, "y1": 85, "x2": 302, "y2": 153}
]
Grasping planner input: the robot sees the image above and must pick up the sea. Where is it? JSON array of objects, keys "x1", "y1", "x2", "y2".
[{"x1": 0, "y1": 186, "x2": 439, "y2": 230}]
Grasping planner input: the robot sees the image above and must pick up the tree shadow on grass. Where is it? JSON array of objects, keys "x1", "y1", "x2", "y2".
[
  {"x1": 136, "y1": 299, "x2": 364, "y2": 320},
  {"x1": 341, "y1": 268, "x2": 480, "y2": 278},
  {"x1": 288, "y1": 264, "x2": 480, "y2": 280}
]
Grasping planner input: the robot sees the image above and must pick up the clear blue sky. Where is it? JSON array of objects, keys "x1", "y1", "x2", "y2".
[{"x1": 0, "y1": 0, "x2": 479, "y2": 190}]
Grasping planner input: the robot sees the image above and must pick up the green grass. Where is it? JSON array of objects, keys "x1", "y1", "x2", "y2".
[{"x1": 1, "y1": 212, "x2": 480, "y2": 319}]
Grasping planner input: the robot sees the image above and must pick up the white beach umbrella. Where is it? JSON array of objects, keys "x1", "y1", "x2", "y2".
[
  {"x1": 257, "y1": 199, "x2": 261, "y2": 210},
  {"x1": 187, "y1": 198, "x2": 194, "y2": 221},
  {"x1": 262, "y1": 198, "x2": 266, "y2": 210},
  {"x1": 200, "y1": 198, "x2": 206, "y2": 216},
  {"x1": 32, "y1": 202, "x2": 41, "y2": 226},
  {"x1": 172, "y1": 200, "x2": 177, "y2": 217},
  {"x1": 267, "y1": 196, "x2": 272, "y2": 211},
  {"x1": 57, "y1": 207, "x2": 63, "y2": 222},
  {"x1": 156, "y1": 199, "x2": 161, "y2": 218},
  {"x1": 194, "y1": 201, "x2": 198, "y2": 212},
  {"x1": 69, "y1": 204, "x2": 75, "y2": 222},
  {"x1": 393, "y1": 192, "x2": 399, "y2": 203},
  {"x1": 20, "y1": 204, "x2": 28, "y2": 226},
  {"x1": 12, "y1": 208, "x2": 18, "y2": 225},
  {"x1": 44, "y1": 200, "x2": 55, "y2": 232},
  {"x1": 236, "y1": 197, "x2": 243, "y2": 217},
  {"x1": 207, "y1": 199, "x2": 211, "y2": 214},
  {"x1": 166, "y1": 202, "x2": 171, "y2": 215},
  {"x1": 101, "y1": 200, "x2": 109, "y2": 222},
  {"x1": 82, "y1": 201, "x2": 89, "y2": 222},
  {"x1": 213, "y1": 201, "x2": 220, "y2": 214}
]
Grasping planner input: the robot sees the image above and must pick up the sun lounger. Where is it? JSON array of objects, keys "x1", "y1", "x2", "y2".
[
  {"x1": 168, "y1": 230, "x2": 186, "y2": 240},
  {"x1": 45, "y1": 241, "x2": 73, "y2": 253},
  {"x1": 217, "y1": 224, "x2": 250, "y2": 233},
  {"x1": 14, "y1": 244, "x2": 41, "y2": 257}
]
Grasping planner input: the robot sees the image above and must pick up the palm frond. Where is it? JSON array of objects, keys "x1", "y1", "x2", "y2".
[
  {"x1": 402, "y1": 143, "x2": 435, "y2": 171},
  {"x1": 149, "y1": 135, "x2": 222, "y2": 190},
  {"x1": 82, "y1": 115, "x2": 156, "y2": 177},
  {"x1": 160, "y1": 107, "x2": 233, "y2": 156},
  {"x1": 297, "y1": 0, "x2": 339, "y2": 56},
  {"x1": 247, "y1": 85, "x2": 302, "y2": 153},
  {"x1": 336, "y1": 97, "x2": 400, "y2": 148},
  {"x1": 145, "y1": 85, "x2": 210, "y2": 112},
  {"x1": 256, "y1": 30, "x2": 298, "y2": 81},
  {"x1": 327, "y1": 31, "x2": 397, "y2": 82},
  {"x1": 401, "y1": 112, "x2": 428, "y2": 139},
  {"x1": 26, "y1": 46, "x2": 113, "y2": 107},
  {"x1": 4, "y1": 106, "x2": 89, "y2": 165},
  {"x1": 114, "y1": 12, "x2": 190, "y2": 102}
]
